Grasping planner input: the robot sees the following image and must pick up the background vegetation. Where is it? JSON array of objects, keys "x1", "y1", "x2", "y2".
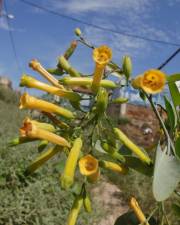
[
  {"x1": 0, "y1": 87, "x2": 179, "y2": 225},
  {"x1": 0, "y1": 88, "x2": 101, "y2": 225}
]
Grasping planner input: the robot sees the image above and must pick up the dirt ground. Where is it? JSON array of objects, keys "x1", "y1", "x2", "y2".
[{"x1": 92, "y1": 179, "x2": 129, "y2": 225}]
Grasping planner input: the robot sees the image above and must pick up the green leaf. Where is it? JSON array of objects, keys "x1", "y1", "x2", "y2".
[
  {"x1": 139, "y1": 91, "x2": 146, "y2": 101},
  {"x1": 167, "y1": 73, "x2": 180, "y2": 109},
  {"x1": 164, "y1": 96, "x2": 177, "y2": 130},
  {"x1": 153, "y1": 144, "x2": 180, "y2": 201},
  {"x1": 172, "y1": 203, "x2": 180, "y2": 217},
  {"x1": 167, "y1": 74, "x2": 180, "y2": 83},
  {"x1": 175, "y1": 137, "x2": 180, "y2": 159},
  {"x1": 124, "y1": 156, "x2": 153, "y2": 177}
]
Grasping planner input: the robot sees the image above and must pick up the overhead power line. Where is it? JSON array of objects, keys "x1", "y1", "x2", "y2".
[
  {"x1": 19, "y1": 0, "x2": 180, "y2": 47},
  {"x1": 157, "y1": 47, "x2": 180, "y2": 70},
  {"x1": 4, "y1": 0, "x2": 22, "y2": 73}
]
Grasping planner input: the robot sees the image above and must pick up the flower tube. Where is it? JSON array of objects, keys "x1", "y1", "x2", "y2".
[
  {"x1": 114, "y1": 128, "x2": 152, "y2": 165},
  {"x1": 8, "y1": 136, "x2": 37, "y2": 147},
  {"x1": 19, "y1": 93, "x2": 75, "y2": 119},
  {"x1": 79, "y1": 154, "x2": 100, "y2": 183},
  {"x1": 130, "y1": 197, "x2": 150, "y2": 225},
  {"x1": 20, "y1": 120, "x2": 70, "y2": 148},
  {"x1": 61, "y1": 138, "x2": 82, "y2": 190},
  {"x1": 20, "y1": 74, "x2": 81, "y2": 102},
  {"x1": 132, "y1": 69, "x2": 166, "y2": 94},
  {"x1": 24, "y1": 117, "x2": 56, "y2": 133},
  {"x1": 94, "y1": 88, "x2": 108, "y2": 116},
  {"x1": 67, "y1": 195, "x2": 83, "y2": 225},
  {"x1": 101, "y1": 142, "x2": 125, "y2": 162},
  {"x1": 25, "y1": 145, "x2": 62, "y2": 175},
  {"x1": 99, "y1": 160, "x2": 128, "y2": 174},
  {"x1": 60, "y1": 77, "x2": 117, "y2": 89},
  {"x1": 91, "y1": 46, "x2": 112, "y2": 93},
  {"x1": 58, "y1": 56, "x2": 81, "y2": 77},
  {"x1": 29, "y1": 59, "x2": 64, "y2": 89}
]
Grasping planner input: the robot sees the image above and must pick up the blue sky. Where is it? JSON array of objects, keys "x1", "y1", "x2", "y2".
[{"x1": 0, "y1": 0, "x2": 180, "y2": 93}]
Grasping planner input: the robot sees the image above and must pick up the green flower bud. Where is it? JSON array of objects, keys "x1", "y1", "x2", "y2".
[
  {"x1": 122, "y1": 56, "x2": 132, "y2": 80},
  {"x1": 74, "y1": 28, "x2": 82, "y2": 37},
  {"x1": 95, "y1": 88, "x2": 108, "y2": 115},
  {"x1": 112, "y1": 97, "x2": 128, "y2": 104}
]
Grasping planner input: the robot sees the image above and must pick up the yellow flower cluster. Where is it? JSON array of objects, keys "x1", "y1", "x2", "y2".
[{"x1": 13, "y1": 35, "x2": 162, "y2": 225}]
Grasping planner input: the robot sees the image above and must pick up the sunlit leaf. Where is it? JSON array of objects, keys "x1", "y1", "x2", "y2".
[
  {"x1": 167, "y1": 74, "x2": 180, "y2": 83},
  {"x1": 153, "y1": 144, "x2": 180, "y2": 201},
  {"x1": 164, "y1": 96, "x2": 177, "y2": 130},
  {"x1": 167, "y1": 73, "x2": 180, "y2": 109}
]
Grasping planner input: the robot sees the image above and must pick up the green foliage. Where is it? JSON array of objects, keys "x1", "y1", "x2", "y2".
[
  {"x1": 0, "y1": 86, "x2": 19, "y2": 104},
  {"x1": 168, "y1": 77, "x2": 180, "y2": 107},
  {"x1": 164, "y1": 96, "x2": 177, "y2": 131},
  {"x1": 0, "y1": 100, "x2": 102, "y2": 225}
]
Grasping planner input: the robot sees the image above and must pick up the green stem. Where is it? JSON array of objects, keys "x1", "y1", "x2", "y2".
[{"x1": 145, "y1": 93, "x2": 175, "y2": 154}]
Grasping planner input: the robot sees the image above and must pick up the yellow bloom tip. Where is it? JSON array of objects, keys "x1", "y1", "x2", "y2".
[
  {"x1": 29, "y1": 59, "x2": 40, "y2": 71},
  {"x1": 93, "y1": 45, "x2": 112, "y2": 65},
  {"x1": 133, "y1": 69, "x2": 166, "y2": 94},
  {"x1": 79, "y1": 154, "x2": 98, "y2": 176},
  {"x1": 19, "y1": 92, "x2": 29, "y2": 109}
]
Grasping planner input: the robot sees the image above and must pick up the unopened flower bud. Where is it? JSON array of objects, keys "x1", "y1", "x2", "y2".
[
  {"x1": 122, "y1": 55, "x2": 132, "y2": 80},
  {"x1": 74, "y1": 28, "x2": 82, "y2": 37}
]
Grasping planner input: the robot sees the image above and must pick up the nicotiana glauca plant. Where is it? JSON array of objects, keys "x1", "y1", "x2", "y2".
[{"x1": 10, "y1": 28, "x2": 180, "y2": 225}]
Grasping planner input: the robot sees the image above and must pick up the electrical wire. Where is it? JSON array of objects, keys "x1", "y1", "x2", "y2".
[
  {"x1": 4, "y1": 0, "x2": 22, "y2": 73},
  {"x1": 19, "y1": 0, "x2": 180, "y2": 47},
  {"x1": 157, "y1": 47, "x2": 180, "y2": 70}
]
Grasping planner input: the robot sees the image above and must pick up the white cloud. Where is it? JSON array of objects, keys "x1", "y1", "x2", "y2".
[
  {"x1": 167, "y1": 0, "x2": 180, "y2": 6},
  {"x1": 49, "y1": 0, "x2": 151, "y2": 15},
  {"x1": 82, "y1": 16, "x2": 171, "y2": 59},
  {"x1": 0, "y1": 17, "x2": 9, "y2": 30}
]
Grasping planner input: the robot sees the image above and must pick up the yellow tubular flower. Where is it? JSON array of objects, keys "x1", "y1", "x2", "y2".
[
  {"x1": 92, "y1": 46, "x2": 112, "y2": 93},
  {"x1": 20, "y1": 121, "x2": 70, "y2": 148},
  {"x1": 20, "y1": 74, "x2": 81, "y2": 102},
  {"x1": 61, "y1": 138, "x2": 82, "y2": 190},
  {"x1": 114, "y1": 128, "x2": 152, "y2": 165},
  {"x1": 61, "y1": 77, "x2": 117, "y2": 89},
  {"x1": 99, "y1": 160, "x2": 128, "y2": 174},
  {"x1": 24, "y1": 117, "x2": 56, "y2": 133},
  {"x1": 19, "y1": 93, "x2": 75, "y2": 119},
  {"x1": 79, "y1": 154, "x2": 100, "y2": 183},
  {"x1": 29, "y1": 59, "x2": 64, "y2": 89},
  {"x1": 132, "y1": 69, "x2": 166, "y2": 94},
  {"x1": 130, "y1": 197, "x2": 150, "y2": 225},
  {"x1": 25, "y1": 145, "x2": 62, "y2": 175},
  {"x1": 67, "y1": 195, "x2": 83, "y2": 225},
  {"x1": 131, "y1": 75, "x2": 143, "y2": 89}
]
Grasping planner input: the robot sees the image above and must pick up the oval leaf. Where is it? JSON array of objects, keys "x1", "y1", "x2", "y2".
[{"x1": 153, "y1": 144, "x2": 180, "y2": 201}]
